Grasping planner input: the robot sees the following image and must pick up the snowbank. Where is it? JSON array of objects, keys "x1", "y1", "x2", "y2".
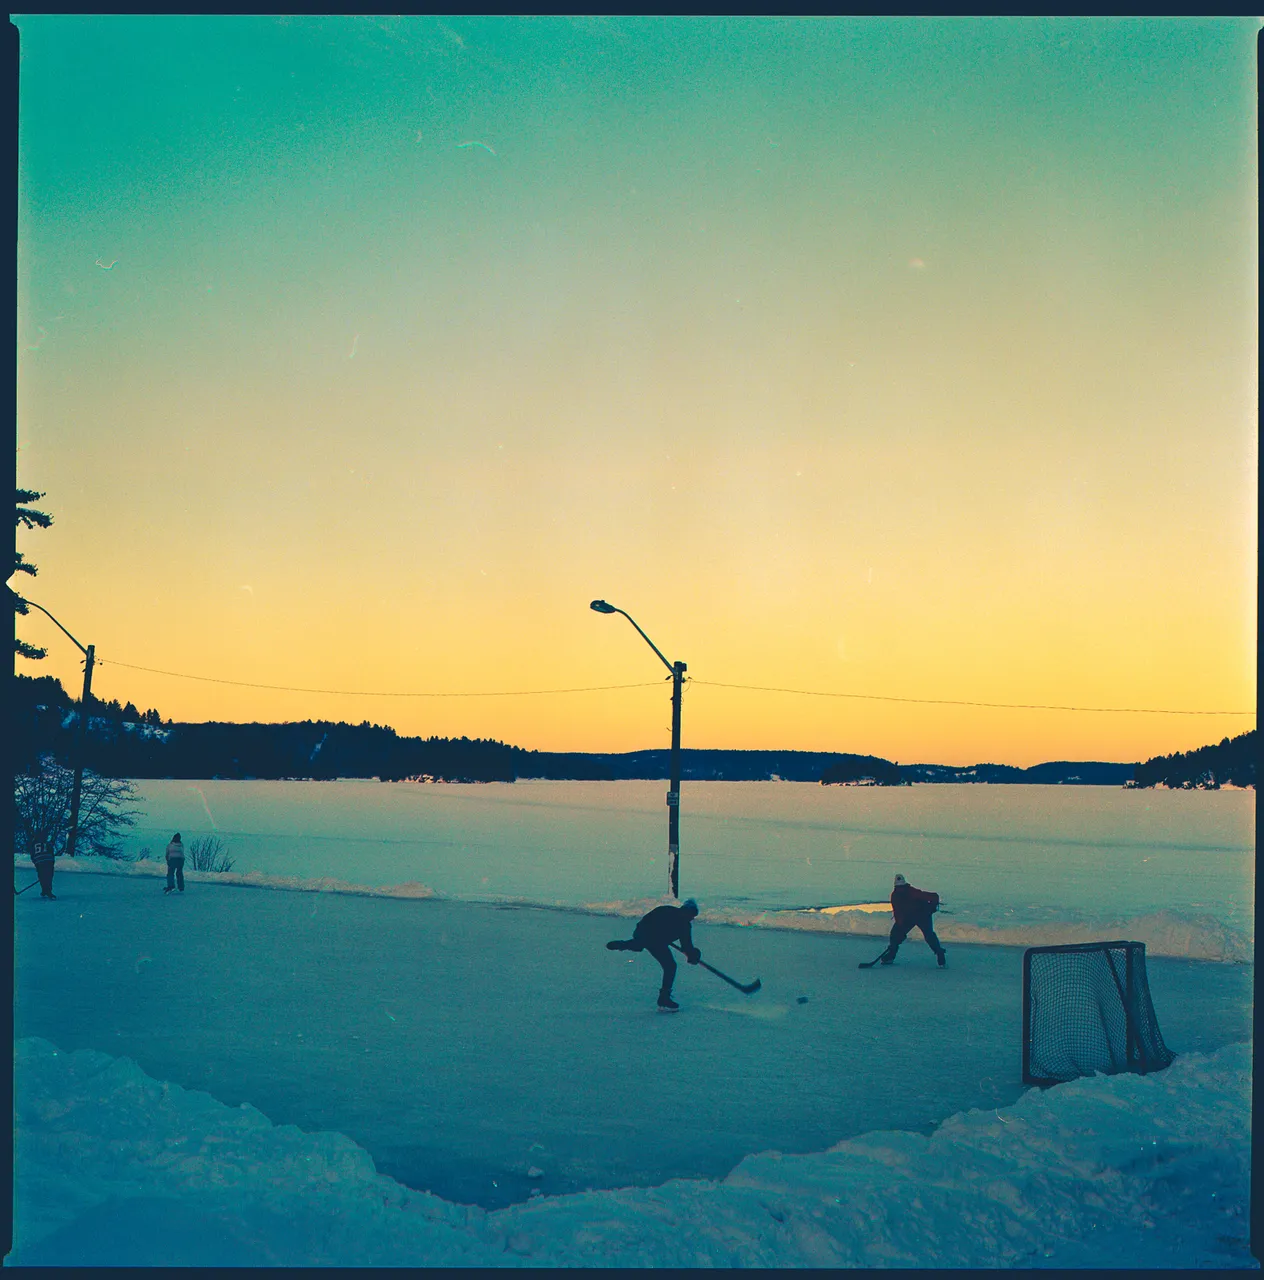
[
  {"x1": 10, "y1": 1036, "x2": 1254, "y2": 1269},
  {"x1": 696, "y1": 904, "x2": 1255, "y2": 964},
  {"x1": 15, "y1": 855, "x2": 438, "y2": 901},
  {"x1": 18, "y1": 858, "x2": 1250, "y2": 962}
]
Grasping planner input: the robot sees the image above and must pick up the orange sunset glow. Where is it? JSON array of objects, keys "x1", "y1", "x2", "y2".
[{"x1": 15, "y1": 16, "x2": 1257, "y2": 767}]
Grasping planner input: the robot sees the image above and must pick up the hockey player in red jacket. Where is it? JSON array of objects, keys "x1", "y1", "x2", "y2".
[{"x1": 879, "y1": 873, "x2": 946, "y2": 967}]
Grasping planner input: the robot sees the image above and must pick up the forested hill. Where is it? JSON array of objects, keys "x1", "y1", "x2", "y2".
[
  {"x1": 15, "y1": 673, "x2": 1250, "y2": 787},
  {"x1": 1129, "y1": 730, "x2": 1256, "y2": 790}
]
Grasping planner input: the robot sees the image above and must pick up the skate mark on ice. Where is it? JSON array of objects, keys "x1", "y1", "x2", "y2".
[
  {"x1": 699, "y1": 1001, "x2": 789, "y2": 1021},
  {"x1": 187, "y1": 785, "x2": 218, "y2": 829}
]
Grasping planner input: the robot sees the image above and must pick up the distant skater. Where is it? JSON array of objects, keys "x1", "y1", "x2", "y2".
[
  {"x1": 878, "y1": 873, "x2": 945, "y2": 967},
  {"x1": 607, "y1": 899, "x2": 702, "y2": 1010},
  {"x1": 31, "y1": 841, "x2": 55, "y2": 899},
  {"x1": 164, "y1": 833, "x2": 185, "y2": 894}
]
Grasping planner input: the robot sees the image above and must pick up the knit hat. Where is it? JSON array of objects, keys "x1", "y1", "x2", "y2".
[
  {"x1": 682, "y1": 898, "x2": 699, "y2": 914},
  {"x1": 893, "y1": 874, "x2": 906, "y2": 886}
]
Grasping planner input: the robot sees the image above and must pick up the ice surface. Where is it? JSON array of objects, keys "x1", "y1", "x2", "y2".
[
  {"x1": 9, "y1": 1032, "x2": 1253, "y2": 1268},
  {"x1": 12, "y1": 779, "x2": 1253, "y2": 1266},
  {"x1": 13, "y1": 872, "x2": 1251, "y2": 1218}
]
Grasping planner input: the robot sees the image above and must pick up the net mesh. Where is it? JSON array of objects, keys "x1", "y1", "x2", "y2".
[{"x1": 1023, "y1": 941, "x2": 1174, "y2": 1086}]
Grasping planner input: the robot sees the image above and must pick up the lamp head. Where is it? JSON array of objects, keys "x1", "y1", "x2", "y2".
[{"x1": 589, "y1": 599, "x2": 617, "y2": 614}]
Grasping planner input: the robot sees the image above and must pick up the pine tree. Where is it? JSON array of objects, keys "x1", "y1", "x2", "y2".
[{"x1": 14, "y1": 488, "x2": 53, "y2": 660}]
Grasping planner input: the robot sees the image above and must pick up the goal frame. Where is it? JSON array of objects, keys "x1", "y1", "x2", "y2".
[{"x1": 1021, "y1": 939, "x2": 1171, "y2": 1087}]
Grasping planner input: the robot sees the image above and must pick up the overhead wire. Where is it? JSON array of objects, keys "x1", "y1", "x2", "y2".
[
  {"x1": 97, "y1": 658, "x2": 662, "y2": 698},
  {"x1": 89, "y1": 657, "x2": 1254, "y2": 717},
  {"x1": 687, "y1": 679, "x2": 1254, "y2": 718}
]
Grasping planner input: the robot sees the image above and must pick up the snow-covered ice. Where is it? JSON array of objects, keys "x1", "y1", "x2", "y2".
[
  {"x1": 11, "y1": 779, "x2": 1253, "y2": 1266},
  {"x1": 115, "y1": 779, "x2": 1255, "y2": 954},
  {"x1": 9, "y1": 1033, "x2": 1253, "y2": 1267}
]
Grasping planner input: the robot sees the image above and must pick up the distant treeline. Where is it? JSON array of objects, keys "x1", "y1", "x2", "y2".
[
  {"x1": 897, "y1": 760, "x2": 1138, "y2": 786},
  {"x1": 12, "y1": 673, "x2": 1252, "y2": 787},
  {"x1": 1128, "y1": 730, "x2": 1256, "y2": 790}
]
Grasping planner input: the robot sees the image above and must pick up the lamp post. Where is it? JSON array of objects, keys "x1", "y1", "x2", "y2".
[
  {"x1": 590, "y1": 599, "x2": 686, "y2": 899},
  {"x1": 14, "y1": 596, "x2": 94, "y2": 857}
]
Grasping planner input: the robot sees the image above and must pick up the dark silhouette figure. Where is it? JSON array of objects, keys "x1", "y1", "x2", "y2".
[
  {"x1": 607, "y1": 899, "x2": 702, "y2": 1009},
  {"x1": 165, "y1": 833, "x2": 185, "y2": 894},
  {"x1": 31, "y1": 842, "x2": 55, "y2": 899},
  {"x1": 880, "y1": 873, "x2": 945, "y2": 966}
]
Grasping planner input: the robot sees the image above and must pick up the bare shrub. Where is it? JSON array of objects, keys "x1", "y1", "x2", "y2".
[
  {"x1": 186, "y1": 835, "x2": 234, "y2": 873},
  {"x1": 14, "y1": 755, "x2": 138, "y2": 859}
]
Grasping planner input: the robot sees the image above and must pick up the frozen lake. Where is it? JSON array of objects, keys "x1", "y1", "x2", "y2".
[
  {"x1": 15, "y1": 778, "x2": 1252, "y2": 1213},
  {"x1": 119, "y1": 778, "x2": 1254, "y2": 956}
]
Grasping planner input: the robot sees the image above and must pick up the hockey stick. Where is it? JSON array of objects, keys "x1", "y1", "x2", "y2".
[
  {"x1": 14, "y1": 879, "x2": 39, "y2": 896},
  {"x1": 670, "y1": 943, "x2": 761, "y2": 994},
  {"x1": 858, "y1": 949, "x2": 889, "y2": 969}
]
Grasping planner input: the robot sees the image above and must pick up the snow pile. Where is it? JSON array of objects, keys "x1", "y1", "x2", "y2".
[
  {"x1": 707, "y1": 905, "x2": 1253, "y2": 964},
  {"x1": 17, "y1": 859, "x2": 1251, "y2": 961},
  {"x1": 10, "y1": 1036, "x2": 1254, "y2": 1269},
  {"x1": 923, "y1": 908, "x2": 1254, "y2": 964},
  {"x1": 582, "y1": 895, "x2": 1252, "y2": 964},
  {"x1": 14, "y1": 855, "x2": 438, "y2": 901},
  {"x1": 10, "y1": 1038, "x2": 498, "y2": 1268}
]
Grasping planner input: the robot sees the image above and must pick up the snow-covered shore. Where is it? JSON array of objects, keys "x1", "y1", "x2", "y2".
[{"x1": 9, "y1": 1035, "x2": 1254, "y2": 1268}]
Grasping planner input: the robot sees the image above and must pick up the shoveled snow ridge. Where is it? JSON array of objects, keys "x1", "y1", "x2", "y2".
[
  {"x1": 16, "y1": 857, "x2": 1252, "y2": 961},
  {"x1": 9, "y1": 1037, "x2": 1253, "y2": 1269}
]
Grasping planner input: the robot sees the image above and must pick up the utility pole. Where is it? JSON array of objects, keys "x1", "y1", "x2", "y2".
[
  {"x1": 15, "y1": 598, "x2": 93, "y2": 857},
  {"x1": 667, "y1": 660, "x2": 686, "y2": 899},
  {"x1": 65, "y1": 643, "x2": 95, "y2": 857},
  {"x1": 591, "y1": 599, "x2": 686, "y2": 900}
]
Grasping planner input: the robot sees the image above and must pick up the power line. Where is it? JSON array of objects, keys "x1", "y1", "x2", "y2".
[
  {"x1": 98, "y1": 659, "x2": 664, "y2": 698},
  {"x1": 91, "y1": 657, "x2": 1254, "y2": 717},
  {"x1": 688, "y1": 680, "x2": 1254, "y2": 718}
]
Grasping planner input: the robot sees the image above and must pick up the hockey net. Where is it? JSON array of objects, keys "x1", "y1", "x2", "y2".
[{"x1": 1022, "y1": 940, "x2": 1174, "y2": 1086}]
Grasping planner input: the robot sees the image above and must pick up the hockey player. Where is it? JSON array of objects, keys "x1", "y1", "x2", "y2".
[
  {"x1": 606, "y1": 899, "x2": 702, "y2": 1010},
  {"x1": 164, "y1": 833, "x2": 185, "y2": 894},
  {"x1": 30, "y1": 841, "x2": 55, "y2": 899},
  {"x1": 878, "y1": 873, "x2": 946, "y2": 967}
]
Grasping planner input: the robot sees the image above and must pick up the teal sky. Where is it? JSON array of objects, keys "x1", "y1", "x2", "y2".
[{"x1": 15, "y1": 16, "x2": 1258, "y2": 763}]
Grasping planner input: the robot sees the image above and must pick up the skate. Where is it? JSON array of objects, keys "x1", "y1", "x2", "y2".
[
  {"x1": 657, "y1": 993, "x2": 679, "y2": 1011},
  {"x1": 937, "y1": 950, "x2": 947, "y2": 968}
]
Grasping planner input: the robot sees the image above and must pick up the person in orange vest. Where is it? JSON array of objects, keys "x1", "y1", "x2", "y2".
[{"x1": 878, "y1": 873, "x2": 945, "y2": 967}]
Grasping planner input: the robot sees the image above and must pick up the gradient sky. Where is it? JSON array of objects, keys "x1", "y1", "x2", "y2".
[{"x1": 14, "y1": 16, "x2": 1258, "y2": 765}]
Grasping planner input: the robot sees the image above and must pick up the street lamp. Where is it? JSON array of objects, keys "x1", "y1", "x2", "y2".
[
  {"x1": 12, "y1": 594, "x2": 95, "y2": 857},
  {"x1": 590, "y1": 599, "x2": 687, "y2": 899}
]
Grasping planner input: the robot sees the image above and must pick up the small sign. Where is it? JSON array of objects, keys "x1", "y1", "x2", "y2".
[{"x1": 665, "y1": 791, "x2": 679, "y2": 806}]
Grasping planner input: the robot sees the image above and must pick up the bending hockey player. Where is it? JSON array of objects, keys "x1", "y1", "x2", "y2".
[
  {"x1": 877, "y1": 873, "x2": 946, "y2": 967},
  {"x1": 607, "y1": 899, "x2": 702, "y2": 1010}
]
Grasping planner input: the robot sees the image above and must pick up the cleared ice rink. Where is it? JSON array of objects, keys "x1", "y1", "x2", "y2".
[{"x1": 13, "y1": 869, "x2": 1251, "y2": 1211}]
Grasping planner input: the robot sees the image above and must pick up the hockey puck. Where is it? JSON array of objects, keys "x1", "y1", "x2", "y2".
[{"x1": 797, "y1": 995, "x2": 809, "y2": 1004}]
